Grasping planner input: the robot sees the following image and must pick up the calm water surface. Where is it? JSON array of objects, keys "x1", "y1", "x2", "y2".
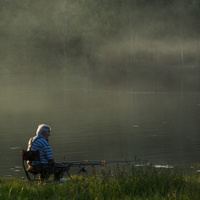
[{"x1": 0, "y1": 87, "x2": 200, "y2": 177}]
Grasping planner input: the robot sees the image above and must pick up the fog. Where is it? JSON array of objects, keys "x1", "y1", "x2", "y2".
[{"x1": 0, "y1": 0, "x2": 199, "y2": 92}]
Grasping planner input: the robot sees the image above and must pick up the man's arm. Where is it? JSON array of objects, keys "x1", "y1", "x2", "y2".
[{"x1": 43, "y1": 139, "x2": 54, "y2": 163}]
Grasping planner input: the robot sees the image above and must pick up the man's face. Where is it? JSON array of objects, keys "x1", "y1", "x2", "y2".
[{"x1": 43, "y1": 131, "x2": 50, "y2": 141}]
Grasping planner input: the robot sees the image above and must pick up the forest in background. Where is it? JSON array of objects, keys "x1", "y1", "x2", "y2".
[{"x1": 0, "y1": 0, "x2": 200, "y2": 92}]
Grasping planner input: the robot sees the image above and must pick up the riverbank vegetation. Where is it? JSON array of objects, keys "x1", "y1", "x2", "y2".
[
  {"x1": 1, "y1": 165, "x2": 200, "y2": 199},
  {"x1": 1, "y1": 0, "x2": 200, "y2": 92}
]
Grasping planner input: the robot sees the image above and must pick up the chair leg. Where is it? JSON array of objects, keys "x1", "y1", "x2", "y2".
[
  {"x1": 22, "y1": 160, "x2": 32, "y2": 181},
  {"x1": 66, "y1": 171, "x2": 73, "y2": 181}
]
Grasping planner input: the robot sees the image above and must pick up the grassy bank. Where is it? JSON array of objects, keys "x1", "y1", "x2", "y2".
[{"x1": 1, "y1": 165, "x2": 200, "y2": 200}]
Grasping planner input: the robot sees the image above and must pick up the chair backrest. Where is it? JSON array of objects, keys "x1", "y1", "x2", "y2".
[
  {"x1": 21, "y1": 150, "x2": 40, "y2": 161},
  {"x1": 21, "y1": 150, "x2": 41, "y2": 181}
]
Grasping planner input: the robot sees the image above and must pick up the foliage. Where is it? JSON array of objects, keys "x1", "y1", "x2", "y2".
[{"x1": 1, "y1": 166, "x2": 200, "y2": 200}]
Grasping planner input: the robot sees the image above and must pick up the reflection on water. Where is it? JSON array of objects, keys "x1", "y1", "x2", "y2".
[
  {"x1": 0, "y1": 88, "x2": 200, "y2": 177},
  {"x1": 135, "y1": 164, "x2": 174, "y2": 169}
]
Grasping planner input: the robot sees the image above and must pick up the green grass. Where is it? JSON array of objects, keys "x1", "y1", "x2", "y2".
[{"x1": 1, "y1": 165, "x2": 200, "y2": 200}]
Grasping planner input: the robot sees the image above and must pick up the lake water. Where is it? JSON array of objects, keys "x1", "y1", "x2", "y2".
[{"x1": 0, "y1": 83, "x2": 200, "y2": 177}]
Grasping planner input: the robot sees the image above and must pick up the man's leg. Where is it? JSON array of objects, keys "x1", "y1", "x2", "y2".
[
  {"x1": 54, "y1": 171, "x2": 65, "y2": 181},
  {"x1": 31, "y1": 163, "x2": 67, "y2": 182},
  {"x1": 32, "y1": 164, "x2": 51, "y2": 182},
  {"x1": 39, "y1": 169, "x2": 51, "y2": 182},
  {"x1": 52, "y1": 165, "x2": 66, "y2": 181}
]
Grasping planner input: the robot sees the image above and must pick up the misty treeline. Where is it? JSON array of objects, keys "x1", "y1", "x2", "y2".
[{"x1": 0, "y1": 0, "x2": 200, "y2": 92}]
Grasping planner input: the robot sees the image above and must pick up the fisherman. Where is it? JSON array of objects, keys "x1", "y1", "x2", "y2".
[{"x1": 27, "y1": 124, "x2": 66, "y2": 182}]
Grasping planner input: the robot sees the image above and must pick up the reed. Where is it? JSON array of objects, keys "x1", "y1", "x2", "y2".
[{"x1": 1, "y1": 165, "x2": 200, "y2": 200}]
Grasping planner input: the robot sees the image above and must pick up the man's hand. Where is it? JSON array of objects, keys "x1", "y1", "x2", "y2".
[{"x1": 48, "y1": 158, "x2": 55, "y2": 163}]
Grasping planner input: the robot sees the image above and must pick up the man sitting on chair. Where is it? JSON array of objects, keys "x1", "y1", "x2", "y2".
[{"x1": 27, "y1": 124, "x2": 65, "y2": 182}]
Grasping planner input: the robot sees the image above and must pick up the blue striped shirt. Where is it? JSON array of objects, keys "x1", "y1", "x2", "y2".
[{"x1": 27, "y1": 135, "x2": 54, "y2": 165}]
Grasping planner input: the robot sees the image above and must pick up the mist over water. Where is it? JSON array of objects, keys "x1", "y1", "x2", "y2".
[
  {"x1": 1, "y1": 86, "x2": 200, "y2": 177},
  {"x1": 0, "y1": 0, "x2": 200, "y2": 176}
]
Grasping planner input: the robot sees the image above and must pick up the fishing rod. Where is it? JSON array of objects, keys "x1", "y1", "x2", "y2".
[
  {"x1": 55, "y1": 159, "x2": 137, "y2": 180},
  {"x1": 58, "y1": 159, "x2": 137, "y2": 166}
]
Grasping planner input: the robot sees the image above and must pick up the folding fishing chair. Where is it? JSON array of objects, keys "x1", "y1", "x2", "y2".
[
  {"x1": 21, "y1": 150, "x2": 41, "y2": 181},
  {"x1": 21, "y1": 150, "x2": 72, "y2": 182}
]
